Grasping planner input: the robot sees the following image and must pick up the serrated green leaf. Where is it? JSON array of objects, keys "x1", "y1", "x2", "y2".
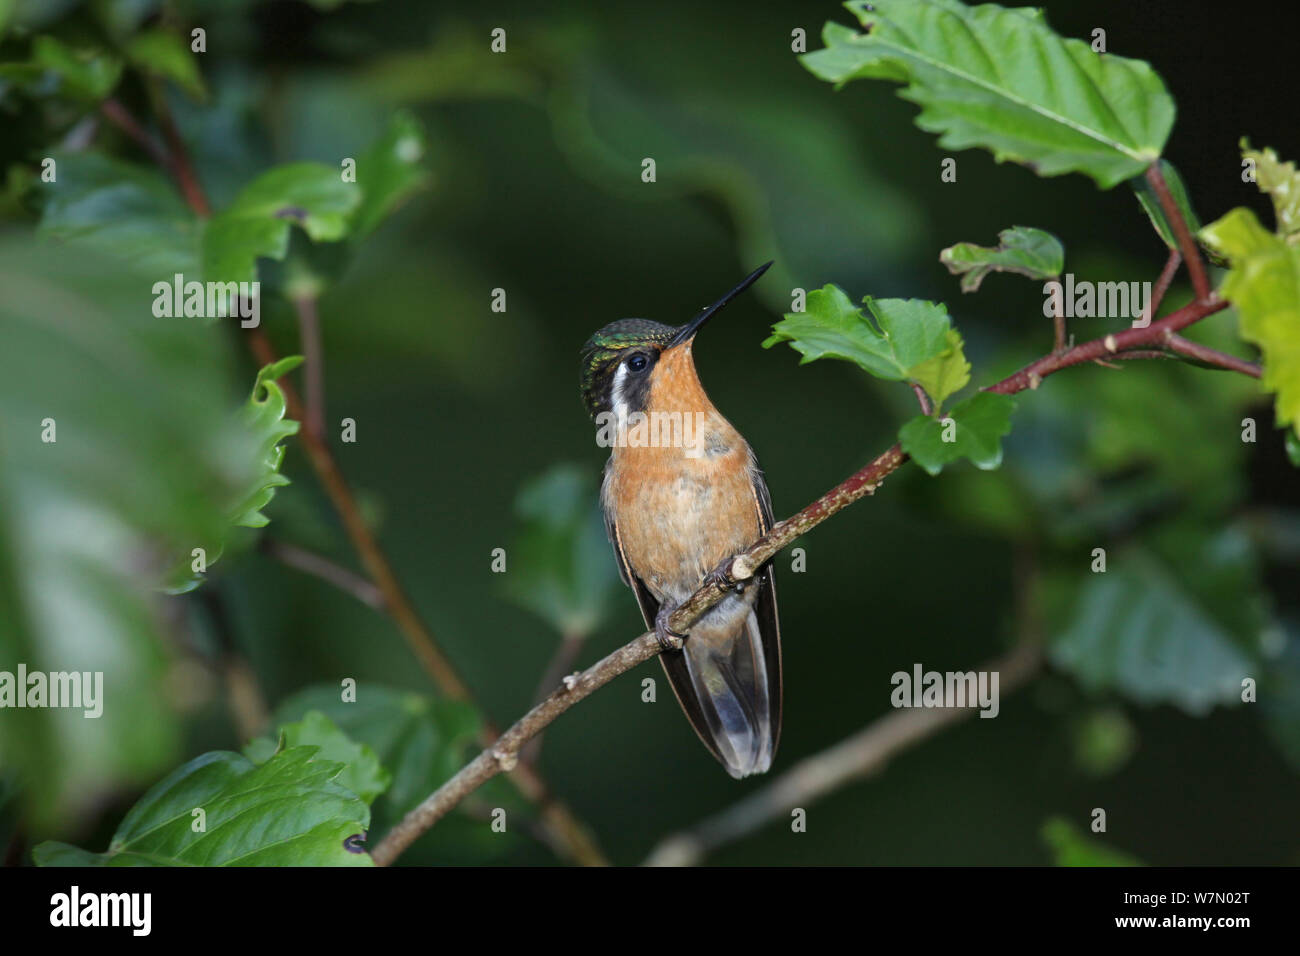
[
  {"x1": 1200, "y1": 207, "x2": 1300, "y2": 436},
  {"x1": 940, "y1": 226, "x2": 1064, "y2": 293},
  {"x1": 267, "y1": 684, "x2": 480, "y2": 819},
  {"x1": 235, "y1": 358, "x2": 302, "y2": 528},
  {"x1": 803, "y1": 0, "x2": 1175, "y2": 189},
  {"x1": 503, "y1": 464, "x2": 620, "y2": 638},
  {"x1": 1131, "y1": 159, "x2": 1203, "y2": 253},
  {"x1": 1041, "y1": 817, "x2": 1143, "y2": 867},
  {"x1": 33, "y1": 747, "x2": 372, "y2": 866},
  {"x1": 37, "y1": 151, "x2": 202, "y2": 276},
  {"x1": 125, "y1": 29, "x2": 207, "y2": 101},
  {"x1": 899, "y1": 391, "x2": 1017, "y2": 476},
  {"x1": 28, "y1": 35, "x2": 122, "y2": 101},
  {"x1": 1049, "y1": 529, "x2": 1267, "y2": 714},
  {"x1": 246, "y1": 711, "x2": 390, "y2": 805},
  {"x1": 908, "y1": 327, "x2": 970, "y2": 408},
  {"x1": 764, "y1": 287, "x2": 956, "y2": 389},
  {"x1": 350, "y1": 110, "x2": 432, "y2": 239},
  {"x1": 202, "y1": 163, "x2": 360, "y2": 284},
  {"x1": 1241, "y1": 139, "x2": 1300, "y2": 238},
  {"x1": 165, "y1": 359, "x2": 300, "y2": 592}
]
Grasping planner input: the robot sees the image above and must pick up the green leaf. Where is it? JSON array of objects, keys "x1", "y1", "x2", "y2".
[
  {"x1": 1048, "y1": 528, "x2": 1268, "y2": 714},
  {"x1": 37, "y1": 152, "x2": 202, "y2": 276},
  {"x1": 1131, "y1": 159, "x2": 1203, "y2": 252},
  {"x1": 349, "y1": 110, "x2": 432, "y2": 239},
  {"x1": 503, "y1": 464, "x2": 621, "y2": 638},
  {"x1": 802, "y1": 0, "x2": 1175, "y2": 189},
  {"x1": 246, "y1": 711, "x2": 390, "y2": 805},
  {"x1": 940, "y1": 226, "x2": 1064, "y2": 292},
  {"x1": 908, "y1": 327, "x2": 970, "y2": 408},
  {"x1": 1241, "y1": 139, "x2": 1300, "y2": 238},
  {"x1": 899, "y1": 391, "x2": 1017, "y2": 476},
  {"x1": 33, "y1": 748, "x2": 372, "y2": 866},
  {"x1": 234, "y1": 358, "x2": 302, "y2": 528},
  {"x1": 764, "y1": 287, "x2": 959, "y2": 393},
  {"x1": 165, "y1": 358, "x2": 300, "y2": 592},
  {"x1": 1287, "y1": 430, "x2": 1300, "y2": 467},
  {"x1": 124, "y1": 29, "x2": 207, "y2": 101},
  {"x1": 202, "y1": 163, "x2": 360, "y2": 284},
  {"x1": 1200, "y1": 207, "x2": 1300, "y2": 436},
  {"x1": 28, "y1": 35, "x2": 122, "y2": 101},
  {"x1": 1041, "y1": 817, "x2": 1143, "y2": 866},
  {"x1": 266, "y1": 685, "x2": 480, "y2": 819}
]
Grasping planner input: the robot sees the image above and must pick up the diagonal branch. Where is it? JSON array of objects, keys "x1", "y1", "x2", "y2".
[{"x1": 370, "y1": 291, "x2": 1247, "y2": 867}]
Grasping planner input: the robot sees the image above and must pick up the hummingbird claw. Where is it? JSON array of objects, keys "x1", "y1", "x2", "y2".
[
  {"x1": 704, "y1": 558, "x2": 746, "y2": 594},
  {"x1": 654, "y1": 603, "x2": 686, "y2": 652}
]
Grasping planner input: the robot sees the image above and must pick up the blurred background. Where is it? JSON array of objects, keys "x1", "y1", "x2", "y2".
[{"x1": 1, "y1": 0, "x2": 1297, "y2": 865}]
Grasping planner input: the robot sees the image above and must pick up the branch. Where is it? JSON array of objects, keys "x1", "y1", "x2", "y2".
[
  {"x1": 1145, "y1": 163, "x2": 1208, "y2": 302},
  {"x1": 370, "y1": 289, "x2": 1250, "y2": 867},
  {"x1": 260, "y1": 537, "x2": 385, "y2": 609},
  {"x1": 643, "y1": 642, "x2": 1042, "y2": 866},
  {"x1": 292, "y1": 295, "x2": 327, "y2": 439},
  {"x1": 1163, "y1": 333, "x2": 1261, "y2": 378},
  {"x1": 1147, "y1": 248, "x2": 1182, "y2": 321}
]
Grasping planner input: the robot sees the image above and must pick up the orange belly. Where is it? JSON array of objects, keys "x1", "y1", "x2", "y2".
[{"x1": 604, "y1": 422, "x2": 761, "y2": 602}]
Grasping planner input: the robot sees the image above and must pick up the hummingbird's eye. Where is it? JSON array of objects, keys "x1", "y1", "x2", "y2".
[{"x1": 626, "y1": 353, "x2": 649, "y2": 373}]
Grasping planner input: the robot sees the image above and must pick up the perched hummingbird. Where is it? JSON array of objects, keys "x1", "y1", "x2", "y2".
[{"x1": 579, "y1": 262, "x2": 781, "y2": 778}]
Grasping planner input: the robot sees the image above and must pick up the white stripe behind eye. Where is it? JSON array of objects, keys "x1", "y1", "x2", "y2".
[{"x1": 611, "y1": 361, "x2": 630, "y2": 429}]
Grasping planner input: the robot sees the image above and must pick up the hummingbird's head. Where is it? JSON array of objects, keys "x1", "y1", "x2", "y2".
[{"x1": 578, "y1": 261, "x2": 773, "y2": 421}]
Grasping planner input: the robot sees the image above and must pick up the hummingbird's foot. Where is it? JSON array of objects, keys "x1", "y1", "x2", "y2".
[
  {"x1": 704, "y1": 556, "x2": 747, "y2": 595},
  {"x1": 654, "y1": 602, "x2": 686, "y2": 652}
]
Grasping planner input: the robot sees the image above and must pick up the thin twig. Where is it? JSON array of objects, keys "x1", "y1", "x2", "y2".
[
  {"x1": 1145, "y1": 164, "x2": 1208, "y2": 301},
  {"x1": 261, "y1": 538, "x2": 385, "y2": 609},
  {"x1": 293, "y1": 295, "x2": 326, "y2": 439},
  {"x1": 1147, "y1": 248, "x2": 1182, "y2": 321},
  {"x1": 149, "y1": 83, "x2": 211, "y2": 217},
  {"x1": 1163, "y1": 333, "x2": 1261, "y2": 377},
  {"x1": 99, "y1": 99, "x2": 172, "y2": 172},
  {"x1": 643, "y1": 642, "x2": 1042, "y2": 866},
  {"x1": 911, "y1": 383, "x2": 933, "y2": 416},
  {"x1": 370, "y1": 290, "x2": 1250, "y2": 867},
  {"x1": 1051, "y1": 292, "x2": 1066, "y2": 352}
]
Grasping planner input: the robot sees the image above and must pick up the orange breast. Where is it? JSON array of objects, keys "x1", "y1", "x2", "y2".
[{"x1": 603, "y1": 343, "x2": 762, "y2": 601}]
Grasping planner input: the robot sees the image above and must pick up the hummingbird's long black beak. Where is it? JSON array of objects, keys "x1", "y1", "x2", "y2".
[{"x1": 668, "y1": 260, "x2": 773, "y2": 348}]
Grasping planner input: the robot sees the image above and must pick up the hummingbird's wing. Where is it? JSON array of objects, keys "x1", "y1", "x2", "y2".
[{"x1": 747, "y1": 467, "x2": 784, "y2": 759}]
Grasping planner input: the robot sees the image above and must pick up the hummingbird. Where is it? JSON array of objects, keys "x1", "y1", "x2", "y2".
[{"x1": 579, "y1": 262, "x2": 781, "y2": 778}]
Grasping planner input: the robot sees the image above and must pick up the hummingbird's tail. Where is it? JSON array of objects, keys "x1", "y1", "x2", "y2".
[{"x1": 662, "y1": 597, "x2": 781, "y2": 779}]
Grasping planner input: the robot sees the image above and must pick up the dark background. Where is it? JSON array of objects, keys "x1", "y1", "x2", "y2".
[{"x1": 2, "y1": 0, "x2": 1297, "y2": 865}]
